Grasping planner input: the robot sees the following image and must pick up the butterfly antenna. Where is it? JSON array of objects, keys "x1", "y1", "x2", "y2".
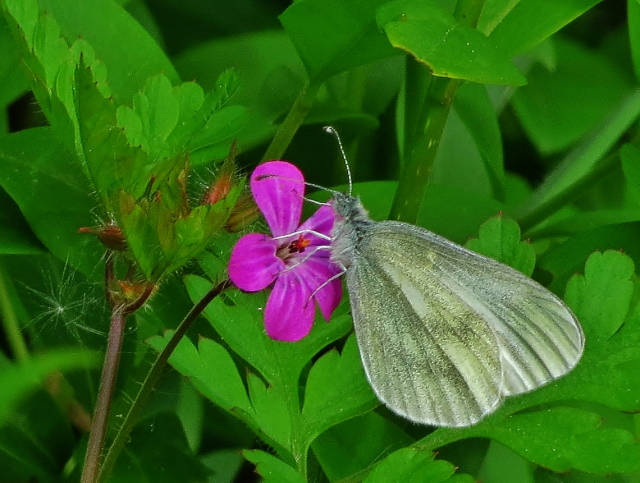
[{"x1": 323, "y1": 125, "x2": 353, "y2": 196}]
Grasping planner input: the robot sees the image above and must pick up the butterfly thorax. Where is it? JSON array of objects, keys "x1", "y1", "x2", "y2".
[{"x1": 330, "y1": 193, "x2": 373, "y2": 269}]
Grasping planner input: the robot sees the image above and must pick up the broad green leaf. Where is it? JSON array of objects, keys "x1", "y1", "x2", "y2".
[
  {"x1": 478, "y1": 441, "x2": 535, "y2": 483},
  {"x1": 418, "y1": 184, "x2": 503, "y2": 245},
  {"x1": 377, "y1": 0, "x2": 526, "y2": 85},
  {"x1": 630, "y1": 0, "x2": 640, "y2": 82},
  {"x1": 246, "y1": 372, "x2": 293, "y2": 456},
  {"x1": 312, "y1": 412, "x2": 414, "y2": 481},
  {"x1": 302, "y1": 334, "x2": 378, "y2": 442},
  {"x1": 0, "y1": 128, "x2": 99, "y2": 276},
  {"x1": 621, "y1": 143, "x2": 640, "y2": 209},
  {"x1": 472, "y1": 407, "x2": 640, "y2": 474},
  {"x1": 111, "y1": 413, "x2": 210, "y2": 483},
  {"x1": 175, "y1": 30, "x2": 305, "y2": 123},
  {"x1": 537, "y1": 222, "x2": 640, "y2": 294},
  {"x1": 185, "y1": 274, "x2": 352, "y2": 390},
  {"x1": 488, "y1": 0, "x2": 603, "y2": 57},
  {"x1": 279, "y1": 0, "x2": 397, "y2": 81},
  {"x1": 0, "y1": 188, "x2": 45, "y2": 255},
  {"x1": 38, "y1": 0, "x2": 179, "y2": 103},
  {"x1": 477, "y1": 0, "x2": 520, "y2": 35},
  {"x1": 430, "y1": 110, "x2": 494, "y2": 202},
  {"x1": 0, "y1": 386, "x2": 76, "y2": 483},
  {"x1": 0, "y1": 15, "x2": 29, "y2": 111},
  {"x1": 453, "y1": 82, "x2": 505, "y2": 199},
  {"x1": 365, "y1": 447, "x2": 474, "y2": 482},
  {"x1": 514, "y1": 89, "x2": 640, "y2": 231},
  {"x1": 242, "y1": 449, "x2": 305, "y2": 483},
  {"x1": 146, "y1": 331, "x2": 253, "y2": 416},
  {"x1": 0, "y1": 349, "x2": 98, "y2": 426},
  {"x1": 465, "y1": 215, "x2": 536, "y2": 276},
  {"x1": 512, "y1": 37, "x2": 633, "y2": 154}
]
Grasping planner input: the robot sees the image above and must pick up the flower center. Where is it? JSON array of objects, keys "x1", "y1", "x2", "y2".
[
  {"x1": 288, "y1": 234, "x2": 311, "y2": 253},
  {"x1": 276, "y1": 234, "x2": 311, "y2": 264}
]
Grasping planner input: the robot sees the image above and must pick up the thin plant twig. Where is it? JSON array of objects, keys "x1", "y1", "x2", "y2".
[{"x1": 97, "y1": 278, "x2": 234, "y2": 482}]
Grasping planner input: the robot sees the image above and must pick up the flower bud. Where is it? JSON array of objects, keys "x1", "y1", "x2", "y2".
[
  {"x1": 224, "y1": 192, "x2": 260, "y2": 232},
  {"x1": 78, "y1": 224, "x2": 127, "y2": 251}
]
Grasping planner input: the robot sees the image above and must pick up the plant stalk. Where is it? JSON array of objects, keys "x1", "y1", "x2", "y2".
[
  {"x1": 81, "y1": 254, "x2": 154, "y2": 483},
  {"x1": 97, "y1": 278, "x2": 234, "y2": 482},
  {"x1": 388, "y1": 0, "x2": 484, "y2": 224},
  {"x1": 262, "y1": 80, "x2": 321, "y2": 162}
]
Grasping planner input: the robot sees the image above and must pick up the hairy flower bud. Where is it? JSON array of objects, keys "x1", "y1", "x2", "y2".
[
  {"x1": 224, "y1": 192, "x2": 261, "y2": 232},
  {"x1": 78, "y1": 224, "x2": 127, "y2": 251}
]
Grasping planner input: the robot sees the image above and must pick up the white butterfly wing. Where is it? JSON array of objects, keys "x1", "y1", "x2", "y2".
[{"x1": 346, "y1": 221, "x2": 584, "y2": 427}]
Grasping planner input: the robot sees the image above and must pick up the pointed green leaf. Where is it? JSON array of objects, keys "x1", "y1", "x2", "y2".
[
  {"x1": 279, "y1": 0, "x2": 397, "y2": 81},
  {"x1": 377, "y1": 0, "x2": 526, "y2": 85},
  {"x1": 365, "y1": 447, "x2": 474, "y2": 482},
  {"x1": 465, "y1": 215, "x2": 536, "y2": 276},
  {"x1": 146, "y1": 331, "x2": 252, "y2": 416},
  {"x1": 242, "y1": 450, "x2": 305, "y2": 483},
  {"x1": 302, "y1": 334, "x2": 378, "y2": 441}
]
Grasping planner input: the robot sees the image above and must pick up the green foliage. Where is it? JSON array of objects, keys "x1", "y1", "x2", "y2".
[{"x1": 2, "y1": 0, "x2": 640, "y2": 482}]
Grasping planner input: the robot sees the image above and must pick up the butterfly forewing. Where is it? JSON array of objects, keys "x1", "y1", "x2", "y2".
[{"x1": 347, "y1": 220, "x2": 584, "y2": 427}]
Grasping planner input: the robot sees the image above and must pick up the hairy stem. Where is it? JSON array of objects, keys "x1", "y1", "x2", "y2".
[
  {"x1": 97, "y1": 279, "x2": 234, "y2": 482},
  {"x1": 81, "y1": 256, "x2": 154, "y2": 483},
  {"x1": 80, "y1": 304, "x2": 127, "y2": 483}
]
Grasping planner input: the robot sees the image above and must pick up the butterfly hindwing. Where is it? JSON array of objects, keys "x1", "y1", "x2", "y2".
[{"x1": 346, "y1": 220, "x2": 583, "y2": 427}]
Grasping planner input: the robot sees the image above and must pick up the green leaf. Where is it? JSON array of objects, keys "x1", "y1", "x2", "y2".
[
  {"x1": 242, "y1": 449, "x2": 305, "y2": 483},
  {"x1": 279, "y1": 0, "x2": 397, "y2": 81},
  {"x1": 377, "y1": 0, "x2": 526, "y2": 85},
  {"x1": 146, "y1": 331, "x2": 253, "y2": 417},
  {"x1": 302, "y1": 334, "x2": 378, "y2": 442},
  {"x1": 488, "y1": 0, "x2": 603, "y2": 57},
  {"x1": 0, "y1": 128, "x2": 99, "y2": 276},
  {"x1": 621, "y1": 143, "x2": 640, "y2": 209},
  {"x1": 453, "y1": 82, "x2": 505, "y2": 199},
  {"x1": 112, "y1": 413, "x2": 211, "y2": 483},
  {"x1": 0, "y1": 188, "x2": 45, "y2": 255},
  {"x1": 536, "y1": 222, "x2": 640, "y2": 294},
  {"x1": 312, "y1": 412, "x2": 414, "y2": 481},
  {"x1": 185, "y1": 275, "x2": 352, "y2": 390},
  {"x1": 565, "y1": 250, "x2": 635, "y2": 342},
  {"x1": 476, "y1": 0, "x2": 521, "y2": 36},
  {"x1": 630, "y1": 0, "x2": 640, "y2": 82},
  {"x1": 0, "y1": 15, "x2": 29, "y2": 110},
  {"x1": 0, "y1": 350, "x2": 98, "y2": 426},
  {"x1": 473, "y1": 407, "x2": 640, "y2": 474},
  {"x1": 116, "y1": 70, "x2": 244, "y2": 163},
  {"x1": 38, "y1": 0, "x2": 179, "y2": 104},
  {"x1": 364, "y1": 447, "x2": 474, "y2": 482},
  {"x1": 175, "y1": 30, "x2": 304, "y2": 123},
  {"x1": 246, "y1": 372, "x2": 293, "y2": 454},
  {"x1": 514, "y1": 89, "x2": 640, "y2": 230},
  {"x1": 465, "y1": 215, "x2": 536, "y2": 276},
  {"x1": 512, "y1": 37, "x2": 633, "y2": 154},
  {"x1": 0, "y1": 385, "x2": 76, "y2": 483}
]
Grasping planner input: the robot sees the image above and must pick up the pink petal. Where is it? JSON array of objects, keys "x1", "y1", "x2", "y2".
[
  {"x1": 299, "y1": 204, "x2": 336, "y2": 244},
  {"x1": 251, "y1": 161, "x2": 305, "y2": 238},
  {"x1": 264, "y1": 272, "x2": 316, "y2": 341},
  {"x1": 296, "y1": 256, "x2": 343, "y2": 321},
  {"x1": 228, "y1": 233, "x2": 284, "y2": 292}
]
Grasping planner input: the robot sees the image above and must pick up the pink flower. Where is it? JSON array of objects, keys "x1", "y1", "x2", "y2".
[{"x1": 228, "y1": 161, "x2": 343, "y2": 341}]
